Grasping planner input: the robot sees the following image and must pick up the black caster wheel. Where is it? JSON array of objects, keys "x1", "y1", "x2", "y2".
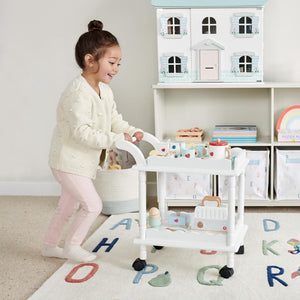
[
  {"x1": 132, "y1": 258, "x2": 147, "y2": 271},
  {"x1": 219, "y1": 265, "x2": 234, "y2": 278},
  {"x1": 236, "y1": 245, "x2": 245, "y2": 255},
  {"x1": 153, "y1": 245, "x2": 164, "y2": 250}
]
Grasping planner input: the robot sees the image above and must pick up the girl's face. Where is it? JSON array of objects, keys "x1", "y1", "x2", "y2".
[{"x1": 96, "y1": 45, "x2": 122, "y2": 84}]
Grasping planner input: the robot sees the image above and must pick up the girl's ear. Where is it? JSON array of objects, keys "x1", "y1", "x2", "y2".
[{"x1": 84, "y1": 54, "x2": 95, "y2": 68}]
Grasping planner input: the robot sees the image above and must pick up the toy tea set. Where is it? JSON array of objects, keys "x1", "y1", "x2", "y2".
[
  {"x1": 149, "y1": 138, "x2": 231, "y2": 159},
  {"x1": 146, "y1": 138, "x2": 243, "y2": 233},
  {"x1": 148, "y1": 196, "x2": 228, "y2": 233},
  {"x1": 147, "y1": 137, "x2": 244, "y2": 171}
]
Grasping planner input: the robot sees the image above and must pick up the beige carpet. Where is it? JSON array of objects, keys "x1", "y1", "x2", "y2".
[
  {"x1": 0, "y1": 196, "x2": 108, "y2": 300},
  {"x1": 1, "y1": 196, "x2": 300, "y2": 300}
]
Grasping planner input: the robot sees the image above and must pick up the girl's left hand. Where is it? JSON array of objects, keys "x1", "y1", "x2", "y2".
[{"x1": 133, "y1": 131, "x2": 144, "y2": 143}]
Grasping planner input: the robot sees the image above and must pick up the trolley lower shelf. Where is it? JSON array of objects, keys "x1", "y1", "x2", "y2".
[{"x1": 134, "y1": 223, "x2": 248, "y2": 252}]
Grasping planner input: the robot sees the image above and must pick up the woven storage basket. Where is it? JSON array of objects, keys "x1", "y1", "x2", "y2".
[{"x1": 94, "y1": 168, "x2": 139, "y2": 215}]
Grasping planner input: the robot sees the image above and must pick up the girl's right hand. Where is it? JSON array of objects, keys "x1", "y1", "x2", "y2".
[{"x1": 124, "y1": 133, "x2": 133, "y2": 142}]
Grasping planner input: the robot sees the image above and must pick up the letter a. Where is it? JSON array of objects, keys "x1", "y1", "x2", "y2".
[{"x1": 110, "y1": 218, "x2": 132, "y2": 230}]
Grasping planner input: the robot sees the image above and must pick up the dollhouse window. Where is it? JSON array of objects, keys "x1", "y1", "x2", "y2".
[
  {"x1": 160, "y1": 16, "x2": 187, "y2": 37},
  {"x1": 239, "y1": 17, "x2": 252, "y2": 34},
  {"x1": 160, "y1": 55, "x2": 187, "y2": 77},
  {"x1": 232, "y1": 14, "x2": 259, "y2": 36},
  {"x1": 239, "y1": 56, "x2": 252, "y2": 73},
  {"x1": 232, "y1": 53, "x2": 259, "y2": 76},
  {"x1": 202, "y1": 17, "x2": 217, "y2": 34},
  {"x1": 167, "y1": 17, "x2": 181, "y2": 35},
  {"x1": 168, "y1": 56, "x2": 182, "y2": 74}
]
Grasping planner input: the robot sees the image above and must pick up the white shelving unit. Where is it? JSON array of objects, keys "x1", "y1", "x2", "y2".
[{"x1": 153, "y1": 82, "x2": 300, "y2": 206}]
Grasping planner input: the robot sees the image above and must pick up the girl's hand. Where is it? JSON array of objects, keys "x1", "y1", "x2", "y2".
[
  {"x1": 133, "y1": 131, "x2": 144, "y2": 143},
  {"x1": 124, "y1": 133, "x2": 133, "y2": 142}
]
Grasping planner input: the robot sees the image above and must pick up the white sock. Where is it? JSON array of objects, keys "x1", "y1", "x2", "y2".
[
  {"x1": 42, "y1": 245, "x2": 66, "y2": 259},
  {"x1": 64, "y1": 244, "x2": 97, "y2": 263}
]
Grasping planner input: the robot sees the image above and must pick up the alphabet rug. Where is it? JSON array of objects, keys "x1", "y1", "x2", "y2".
[{"x1": 29, "y1": 213, "x2": 300, "y2": 300}]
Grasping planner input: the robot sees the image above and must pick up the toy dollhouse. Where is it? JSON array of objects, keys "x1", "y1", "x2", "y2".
[{"x1": 151, "y1": 0, "x2": 268, "y2": 83}]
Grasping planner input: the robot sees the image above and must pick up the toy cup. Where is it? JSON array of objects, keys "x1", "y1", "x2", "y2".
[{"x1": 208, "y1": 139, "x2": 231, "y2": 159}]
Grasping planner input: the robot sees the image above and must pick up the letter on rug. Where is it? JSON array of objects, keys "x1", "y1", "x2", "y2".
[
  {"x1": 65, "y1": 263, "x2": 99, "y2": 283},
  {"x1": 92, "y1": 238, "x2": 119, "y2": 253},
  {"x1": 110, "y1": 218, "x2": 132, "y2": 230},
  {"x1": 263, "y1": 219, "x2": 280, "y2": 232},
  {"x1": 267, "y1": 265, "x2": 288, "y2": 287},
  {"x1": 133, "y1": 264, "x2": 158, "y2": 284}
]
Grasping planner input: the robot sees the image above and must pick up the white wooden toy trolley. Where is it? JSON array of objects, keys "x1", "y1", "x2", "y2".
[{"x1": 116, "y1": 133, "x2": 248, "y2": 278}]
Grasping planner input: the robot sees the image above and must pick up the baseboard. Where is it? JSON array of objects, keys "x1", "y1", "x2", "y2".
[
  {"x1": 0, "y1": 181, "x2": 61, "y2": 196},
  {"x1": 0, "y1": 181, "x2": 157, "y2": 197}
]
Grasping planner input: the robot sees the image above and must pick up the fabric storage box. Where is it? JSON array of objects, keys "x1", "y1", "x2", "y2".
[
  {"x1": 275, "y1": 149, "x2": 300, "y2": 200},
  {"x1": 166, "y1": 173, "x2": 212, "y2": 200},
  {"x1": 219, "y1": 149, "x2": 269, "y2": 200},
  {"x1": 94, "y1": 168, "x2": 139, "y2": 215}
]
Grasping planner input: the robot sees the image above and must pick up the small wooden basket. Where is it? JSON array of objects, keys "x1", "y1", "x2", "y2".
[{"x1": 176, "y1": 127, "x2": 204, "y2": 142}]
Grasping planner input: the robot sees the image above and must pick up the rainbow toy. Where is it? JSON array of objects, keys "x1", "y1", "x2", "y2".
[{"x1": 276, "y1": 105, "x2": 300, "y2": 142}]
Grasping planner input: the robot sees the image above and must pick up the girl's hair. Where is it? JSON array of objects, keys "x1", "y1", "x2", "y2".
[{"x1": 75, "y1": 20, "x2": 119, "y2": 69}]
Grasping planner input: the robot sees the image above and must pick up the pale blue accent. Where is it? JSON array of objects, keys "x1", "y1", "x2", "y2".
[
  {"x1": 252, "y1": 55, "x2": 259, "y2": 72},
  {"x1": 160, "y1": 56, "x2": 169, "y2": 74},
  {"x1": 180, "y1": 17, "x2": 188, "y2": 35},
  {"x1": 231, "y1": 16, "x2": 239, "y2": 34},
  {"x1": 110, "y1": 218, "x2": 132, "y2": 230},
  {"x1": 159, "y1": 72, "x2": 191, "y2": 82},
  {"x1": 181, "y1": 56, "x2": 188, "y2": 73},
  {"x1": 248, "y1": 159, "x2": 260, "y2": 165},
  {"x1": 152, "y1": 0, "x2": 267, "y2": 8},
  {"x1": 231, "y1": 55, "x2": 239, "y2": 73},
  {"x1": 286, "y1": 157, "x2": 300, "y2": 164},
  {"x1": 252, "y1": 16, "x2": 259, "y2": 33},
  {"x1": 191, "y1": 69, "x2": 262, "y2": 82},
  {"x1": 263, "y1": 219, "x2": 280, "y2": 232},
  {"x1": 160, "y1": 17, "x2": 168, "y2": 36},
  {"x1": 102, "y1": 199, "x2": 138, "y2": 215}
]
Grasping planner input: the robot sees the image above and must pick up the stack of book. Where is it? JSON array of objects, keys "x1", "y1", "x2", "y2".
[{"x1": 213, "y1": 125, "x2": 257, "y2": 143}]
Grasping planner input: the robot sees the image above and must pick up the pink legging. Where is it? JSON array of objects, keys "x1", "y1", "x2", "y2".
[{"x1": 43, "y1": 169, "x2": 102, "y2": 246}]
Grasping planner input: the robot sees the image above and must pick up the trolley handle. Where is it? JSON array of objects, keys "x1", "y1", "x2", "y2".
[{"x1": 116, "y1": 132, "x2": 159, "y2": 167}]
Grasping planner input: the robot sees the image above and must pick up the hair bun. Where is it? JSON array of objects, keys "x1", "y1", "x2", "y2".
[{"x1": 88, "y1": 20, "x2": 103, "y2": 32}]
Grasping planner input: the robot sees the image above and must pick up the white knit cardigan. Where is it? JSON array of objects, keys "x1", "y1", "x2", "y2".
[{"x1": 49, "y1": 75, "x2": 141, "y2": 179}]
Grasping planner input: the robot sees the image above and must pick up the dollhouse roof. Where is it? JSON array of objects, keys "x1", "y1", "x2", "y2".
[{"x1": 151, "y1": 0, "x2": 267, "y2": 8}]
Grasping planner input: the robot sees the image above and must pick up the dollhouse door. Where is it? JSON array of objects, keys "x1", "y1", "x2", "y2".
[{"x1": 199, "y1": 50, "x2": 219, "y2": 80}]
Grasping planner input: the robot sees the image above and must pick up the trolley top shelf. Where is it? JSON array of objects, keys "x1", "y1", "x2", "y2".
[{"x1": 116, "y1": 133, "x2": 248, "y2": 176}]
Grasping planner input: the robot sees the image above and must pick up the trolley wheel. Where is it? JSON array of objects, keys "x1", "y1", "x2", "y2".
[
  {"x1": 153, "y1": 245, "x2": 164, "y2": 250},
  {"x1": 219, "y1": 265, "x2": 234, "y2": 278},
  {"x1": 235, "y1": 245, "x2": 245, "y2": 255},
  {"x1": 132, "y1": 258, "x2": 147, "y2": 271}
]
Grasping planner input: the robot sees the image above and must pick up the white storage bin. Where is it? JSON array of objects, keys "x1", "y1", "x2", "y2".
[
  {"x1": 275, "y1": 149, "x2": 300, "y2": 200},
  {"x1": 94, "y1": 168, "x2": 139, "y2": 215},
  {"x1": 166, "y1": 173, "x2": 212, "y2": 200},
  {"x1": 219, "y1": 149, "x2": 269, "y2": 200}
]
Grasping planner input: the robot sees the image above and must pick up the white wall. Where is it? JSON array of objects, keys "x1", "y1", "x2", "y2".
[{"x1": 0, "y1": 0, "x2": 300, "y2": 195}]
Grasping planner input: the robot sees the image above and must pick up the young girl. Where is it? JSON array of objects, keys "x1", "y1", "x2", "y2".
[{"x1": 42, "y1": 20, "x2": 143, "y2": 263}]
